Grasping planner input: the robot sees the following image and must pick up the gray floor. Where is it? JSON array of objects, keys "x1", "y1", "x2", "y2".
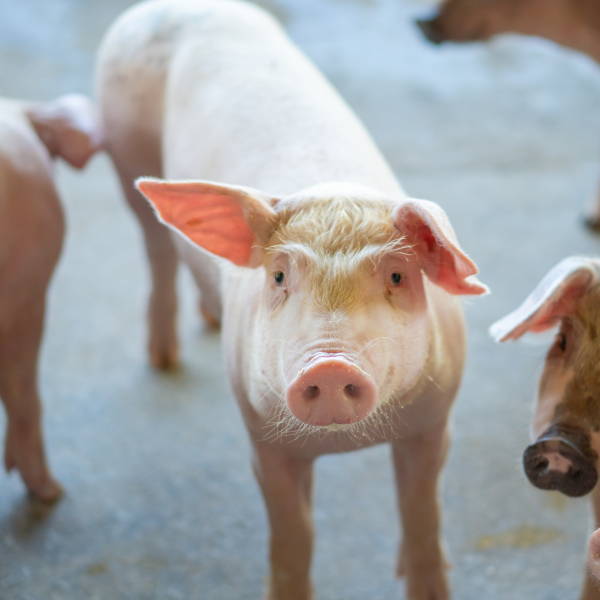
[{"x1": 1, "y1": 0, "x2": 600, "y2": 598}]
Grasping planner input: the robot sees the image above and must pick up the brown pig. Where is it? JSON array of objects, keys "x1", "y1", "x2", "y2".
[
  {"x1": 491, "y1": 256, "x2": 600, "y2": 600},
  {"x1": 0, "y1": 94, "x2": 102, "y2": 501},
  {"x1": 416, "y1": 0, "x2": 600, "y2": 230},
  {"x1": 416, "y1": 0, "x2": 600, "y2": 60},
  {"x1": 97, "y1": 1, "x2": 488, "y2": 599}
]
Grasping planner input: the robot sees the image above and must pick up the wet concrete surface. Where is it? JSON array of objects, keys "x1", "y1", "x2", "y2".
[{"x1": 1, "y1": 0, "x2": 600, "y2": 598}]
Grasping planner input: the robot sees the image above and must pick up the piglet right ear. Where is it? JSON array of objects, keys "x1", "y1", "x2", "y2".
[
  {"x1": 490, "y1": 257, "x2": 600, "y2": 342},
  {"x1": 136, "y1": 178, "x2": 279, "y2": 267}
]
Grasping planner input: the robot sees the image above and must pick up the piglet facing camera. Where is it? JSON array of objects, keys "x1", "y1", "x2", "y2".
[{"x1": 99, "y1": 1, "x2": 488, "y2": 598}]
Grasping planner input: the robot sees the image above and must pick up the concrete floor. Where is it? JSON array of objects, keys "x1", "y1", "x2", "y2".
[{"x1": 2, "y1": 0, "x2": 600, "y2": 598}]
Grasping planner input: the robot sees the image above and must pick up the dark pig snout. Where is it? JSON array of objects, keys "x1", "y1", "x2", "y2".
[
  {"x1": 286, "y1": 358, "x2": 377, "y2": 426},
  {"x1": 415, "y1": 16, "x2": 445, "y2": 45},
  {"x1": 523, "y1": 424, "x2": 598, "y2": 497}
]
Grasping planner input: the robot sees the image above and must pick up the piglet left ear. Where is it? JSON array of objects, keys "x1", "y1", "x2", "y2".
[
  {"x1": 25, "y1": 94, "x2": 103, "y2": 169},
  {"x1": 393, "y1": 198, "x2": 488, "y2": 296}
]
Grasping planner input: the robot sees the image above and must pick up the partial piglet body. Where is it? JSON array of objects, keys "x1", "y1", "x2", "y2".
[
  {"x1": 0, "y1": 96, "x2": 102, "y2": 501},
  {"x1": 418, "y1": 0, "x2": 600, "y2": 230},
  {"x1": 97, "y1": 2, "x2": 487, "y2": 598},
  {"x1": 491, "y1": 257, "x2": 600, "y2": 599},
  {"x1": 418, "y1": 0, "x2": 600, "y2": 60}
]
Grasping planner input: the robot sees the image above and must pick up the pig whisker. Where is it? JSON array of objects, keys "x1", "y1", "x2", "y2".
[{"x1": 356, "y1": 337, "x2": 397, "y2": 357}]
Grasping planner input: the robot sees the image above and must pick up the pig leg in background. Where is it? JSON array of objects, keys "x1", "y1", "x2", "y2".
[
  {"x1": 584, "y1": 187, "x2": 600, "y2": 233},
  {"x1": 0, "y1": 297, "x2": 62, "y2": 502},
  {"x1": 393, "y1": 421, "x2": 450, "y2": 600},
  {"x1": 108, "y1": 138, "x2": 179, "y2": 370},
  {"x1": 583, "y1": 486, "x2": 600, "y2": 599},
  {"x1": 252, "y1": 441, "x2": 316, "y2": 600}
]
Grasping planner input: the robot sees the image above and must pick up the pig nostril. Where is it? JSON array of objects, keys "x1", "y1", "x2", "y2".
[
  {"x1": 344, "y1": 384, "x2": 361, "y2": 398},
  {"x1": 303, "y1": 385, "x2": 320, "y2": 401},
  {"x1": 534, "y1": 457, "x2": 549, "y2": 473}
]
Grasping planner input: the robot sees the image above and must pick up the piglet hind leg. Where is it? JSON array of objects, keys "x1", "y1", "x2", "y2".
[
  {"x1": 393, "y1": 422, "x2": 451, "y2": 600},
  {"x1": 0, "y1": 298, "x2": 62, "y2": 502},
  {"x1": 108, "y1": 141, "x2": 179, "y2": 370},
  {"x1": 252, "y1": 441, "x2": 317, "y2": 600}
]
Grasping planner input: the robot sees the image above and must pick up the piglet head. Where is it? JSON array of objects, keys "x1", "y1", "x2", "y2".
[
  {"x1": 491, "y1": 257, "x2": 600, "y2": 497},
  {"x1": 25, "y1": 94, "x2": 103, "y2": 169},
  {"x1": 138, "y1": 179, "x2": 486, "y2": 435}
]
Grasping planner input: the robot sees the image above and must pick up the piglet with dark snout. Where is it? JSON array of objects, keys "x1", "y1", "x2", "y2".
[
  {"x1": 0, "y1": 94, "x2": 102, "y2": 501},
  {"x1": 491, "y1": 257, "x2": 600, "y2": 599}
]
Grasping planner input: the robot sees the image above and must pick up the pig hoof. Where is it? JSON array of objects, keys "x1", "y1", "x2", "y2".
[
  {"x1": 150, "y1": 346, "x2": 179, "y2": 370},
  {"x1": 200, "y1": 299, "x2": 220, "y2": 330},
  {"x1": 29, "y1": 478, "x2": 63, "y2": 504},
  {"x1": 148, "y1": 330, "x2": 179, "y2": 370},
  {"x1": 396, "y1": 546, "x2": 450, "y2": 600}
]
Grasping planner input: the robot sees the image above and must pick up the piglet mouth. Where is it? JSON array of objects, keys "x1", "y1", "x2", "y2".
[{"x1": 285, "y1": 357, "x2": 377, "y2": 427}]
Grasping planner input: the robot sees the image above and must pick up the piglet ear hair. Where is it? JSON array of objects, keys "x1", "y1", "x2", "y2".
[
  {"x1": 25, "y1": 94, "x2": 104, "y2": 169},
  {"x1": 489, "y1": 257, "x2": 600, "y2": 343},
  {"x1": 392, "y1": 198, "x2": 488, "y2": 296},
  {"x1": 136, "y1": 178, "x2": 279, "y2": 267}
]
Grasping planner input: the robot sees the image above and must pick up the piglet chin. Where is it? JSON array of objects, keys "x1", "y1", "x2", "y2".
[{"x1": 285, "y1": 357, "x2": 377, "y2": 427}]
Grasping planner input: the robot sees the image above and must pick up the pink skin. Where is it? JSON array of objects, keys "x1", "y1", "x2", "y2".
[
  {"x1": 0, "y1": 95, "x2": 102, "y2": 502},
  {"x1": 97, "y1": 2, "x2": 487, "y2": 598},
  {"x1": 491, "y1": 257, "x2": 600, "y2": 600},
  {"x1": 589, "y1": 528, "x2": 600, "y2": 582},
  {"x1": 286, "y1": 358, "x2": 377, "y2": 426}
]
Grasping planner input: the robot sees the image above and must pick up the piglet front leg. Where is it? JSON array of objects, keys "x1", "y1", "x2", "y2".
[
  {"x1": 393, "y1": 422, "x2": 451, "y2": 600},
  {"x1": 252, "y1": 441, "x2": 316, "y2": 600}
]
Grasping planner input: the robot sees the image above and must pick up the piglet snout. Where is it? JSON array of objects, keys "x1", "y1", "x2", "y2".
[
  {"x1": 286, "y1": 359, "x2": 377, "y2": 426},
  {"x1": 523, "y1": 427, "x2": 598, "y2": 497}
]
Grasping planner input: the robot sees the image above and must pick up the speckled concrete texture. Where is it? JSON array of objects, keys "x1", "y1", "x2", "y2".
[{"x1": 1, "y1": 0, "x2": 600, "y2": 599}]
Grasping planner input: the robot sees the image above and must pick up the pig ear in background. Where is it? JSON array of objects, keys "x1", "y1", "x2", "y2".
[
  {"x1": 25, "y1": 94, "x2": 104, "y2": 169},
  {"x1": 136, "y1": 178, "x2": 278, "y2": 267},
  {"x1": 489, "y1": 257, "x2": 600, "y2": 343},
  {"x1": 393, "y1": 198, "x2": 488, "y2": 296}
]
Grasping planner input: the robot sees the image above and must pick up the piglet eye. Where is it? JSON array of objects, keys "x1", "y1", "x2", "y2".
[
  {"x1": 274, "y1": 271, "x2": 285, "y2": 285},
  {"x1": 390, "y1": 272, "x2": 403, "y2": 286},
  {"x1": 557, "y1": 332, "x2": 566, "y2": 352}
]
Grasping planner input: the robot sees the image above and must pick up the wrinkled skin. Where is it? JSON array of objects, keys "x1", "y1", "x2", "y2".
[
  {"x1": 491, "y1": 257, "x2": 600, "y2": 599},
  {"x1": 97, "y1": 2, "x2": 487, "y2": 598},
  {"x1": 0, "y1": 95, "x2": 102, "y2": 501},
  {"x1": 418, "y1": 0, "x2": 600, "y2": 231}
]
